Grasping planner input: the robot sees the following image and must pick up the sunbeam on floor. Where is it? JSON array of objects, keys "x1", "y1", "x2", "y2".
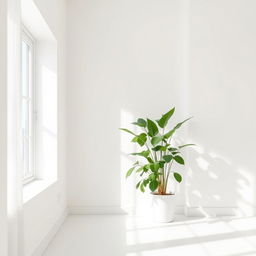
[{"x1": 43, "y1": 215, "x2": 256, "y2": 256}]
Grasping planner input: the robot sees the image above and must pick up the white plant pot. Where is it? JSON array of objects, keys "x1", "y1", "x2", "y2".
[{"x1": 151, "y1": 193, "x2": 175, "y2": 222}]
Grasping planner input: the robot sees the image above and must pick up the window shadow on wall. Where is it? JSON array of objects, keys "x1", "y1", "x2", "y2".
[{"x1": 186, "y1": 145, "x2": 256, "y2": 217}]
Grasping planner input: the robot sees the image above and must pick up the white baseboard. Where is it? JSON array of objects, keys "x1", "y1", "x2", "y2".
[
  {"x1": 185, "y1": 206, "x2": 256, "y2": 217},
  {"x1": 69, "y1": 205, "x2": 127, "y2": 215},
  {"x1": 68, "y1": 205, "x2": 254, "y2": 217},
  {"x1": 31, "y1": 209, "x2": 68, "y2": 256},
  {"x1": 175, "y1": 205, "x2": 185, "y2": 215}
]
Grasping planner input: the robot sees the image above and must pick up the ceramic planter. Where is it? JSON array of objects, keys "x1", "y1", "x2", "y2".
[{"x1": 151, "y1": 193, "x2": 175, "y2": 222}]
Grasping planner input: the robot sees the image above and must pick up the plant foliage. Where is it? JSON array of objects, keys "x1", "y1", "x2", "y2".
[{"x1": 120, "y1": 107, "x2": 195, "y2": 195}]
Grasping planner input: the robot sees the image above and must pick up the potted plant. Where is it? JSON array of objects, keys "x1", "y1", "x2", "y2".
[{"x1": 120, "y1": 107, "x2": 194, "y2": 222}]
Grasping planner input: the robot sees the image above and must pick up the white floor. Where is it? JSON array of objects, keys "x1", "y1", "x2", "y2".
[{"x1": 43, "y1": 215, "x2": 256, "y2": 256}]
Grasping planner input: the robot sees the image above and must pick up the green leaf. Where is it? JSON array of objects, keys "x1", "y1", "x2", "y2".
[
  {"x1": 157, "y1": 107, "x2": 175, "y2": 128},
  {"x1": 130, "y1": 151, "x2": 153, "y2": 164},
  {"x1": 163, "y1": 155, "x2": 173, "y2": 163},
  {"x1": 164, "y1": 117, "x2": 192, "y2": 140},
  {"x1": 147, "y1": 119, "x2": 159, "y2": 137},
  {"x1": 133, "y1": 161, "x2": 139, "y2": 166},
  {"x1": 168, "y1": 148, "x2": 179, "y2": 155},
  {"x1": 143, "y1": 164, "x2": 150, "y2": 171},
  {"x1": 173, "y1": 172, "x2": 182, "y2": 183},
  {"x1": 174, "y1": 117, "x2": 192, "y2": 129},
  {"x1": 151, "y1": 136, "x2": 163, "y2": 146},
  {"x1": 132, "y1": 118, "x2": 147, "y2": 127},
  {"x1": 152, "y1": 145, "x2": 169, "y2": 152},
  {"x1": 174, "y1": 155, "x2": 185, "y2": 165},
  {"x1": 146, "y1": 157, "x2": 154, "y2": 163},
  {"x1": 159, "y1": 160, "x2": 165, "y2": 168},
  {"x1": 136, "y1": 166, "x2": 144, "y2": 173},
  {"x1": 149, "y1": 173, "x2": 156, "y2": 180},
  {"x1": 140, "y1": 183, "x2": 145, "y2": 192},
  {"x1": 130, "y1": 150, "x2": 150, "y2": 158},
  {"x1": 119, "y1": 128, "x2": 136, "y2": 136},
  {"x1": 143, "y1": 179, "x2": 149, "y2": 186},
  {"x1": 131, "y1": 133, "x2": 147, "y2": 146},
  {"x1": 149, "y1": 180, "x2": 159, "y2": 192},
  {"x1": 152, "y1": 145, "x2": 162, "y2": 151},
  {"x1": 136, "y1": 181, "x2": 141, "y2": 189},
  {"x1": 126, "y1": 166, "x2": 135, "y2": 178},
  {"x1": 178, "y1": 144, "x2": 196, "y2": 149},
  {"x1": 150, "y1": 162, "x2": 160, "y2": 172},
  {"x1": 163, "y1": 129, "x2": 176, "y2": 140}
]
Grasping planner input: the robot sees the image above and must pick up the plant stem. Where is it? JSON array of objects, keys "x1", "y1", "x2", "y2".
[
  {"x1": 164, "y1": 160, "x2": 173, "y2": 192},
  {"x1": 146, "y1": 144, "x2": 155, "y2": 160}
]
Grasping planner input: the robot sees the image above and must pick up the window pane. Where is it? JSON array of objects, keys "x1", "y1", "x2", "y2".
[
  {"x1": 22, "y1": 99, "x2": 29, "y2": 136},
  {"x1": 22, "y1": 135, "x2": 29, "y2": 178},
  {"x1": 21, "y1": 41, "x2": 29, "y2": 98},
  {"x1": 21, "y1": 29, "x2": 35, "y2": 183}
]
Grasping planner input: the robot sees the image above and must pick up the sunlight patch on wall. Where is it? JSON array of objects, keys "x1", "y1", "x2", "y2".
[
  {"x1": 120, "y1": 109, "x2": 154, "y2": 216},
  {"x1": 196, "y1": 156, "x2": 209, "y2": 171},
  {"x1": 42, "y1": 66, "x2": 57, "y2": 133},
  {"x1": 208, "y1": 152, "x2": 232, "y2": 165},
  {"x1": 120, "y1": 109, "x2": 136, "y2": 213},
  {"x1": 236, "y1": 168, "x2": 256, "y2": 216}
]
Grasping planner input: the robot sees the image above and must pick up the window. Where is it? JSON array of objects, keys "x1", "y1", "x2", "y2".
[{"x1": 21, "y1": 27, "x2": 36, "y2": 184}]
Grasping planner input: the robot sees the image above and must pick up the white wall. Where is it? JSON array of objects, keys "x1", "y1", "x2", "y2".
[
  {"x1": 67, "y1": 0, "x2": 256, "y2": 216},
  {"x1": 36, "y1": 40, "x2": 58, "y2": 182},
  {"x1": 22, "y1": 0, "x2": 67, "y2": 255},
  {"x1": 187, "y1": 0, "x2": 256, "y2": 216},
  {"x1": 0, "y1": 0, "x2": 8, "y2": 255},
  {"x1": 67, "y1": 0, "x2": 187, "y2": 212}
]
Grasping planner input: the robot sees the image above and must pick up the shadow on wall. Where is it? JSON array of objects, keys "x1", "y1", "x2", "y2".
[
  {"x1": 187, "y1": 145, "x2": 256, "y2": 217},
  {"x1": 119, "y1": 108, "x2": 256, "y2": 217}
]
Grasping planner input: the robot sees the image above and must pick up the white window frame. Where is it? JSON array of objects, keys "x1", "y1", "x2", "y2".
[{"x1": 21, "y1": 25, "x2": 37, "y2": 184}]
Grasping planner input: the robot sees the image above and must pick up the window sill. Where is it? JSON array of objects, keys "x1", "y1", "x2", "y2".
[{"x1": 23, "y1": 178, "x2": 56, "y2": 204}]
